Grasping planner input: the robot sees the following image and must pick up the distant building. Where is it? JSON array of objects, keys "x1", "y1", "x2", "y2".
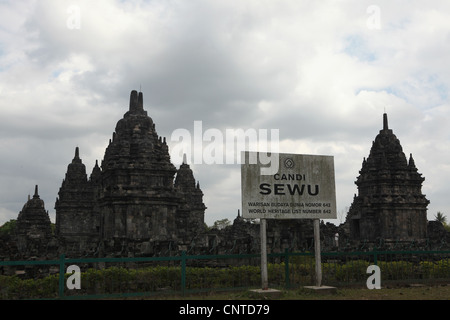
[{"x1": 345, "y1": 113, "x2": 429, "y2": 241}]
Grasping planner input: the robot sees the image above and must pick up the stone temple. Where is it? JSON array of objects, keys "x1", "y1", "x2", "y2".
[
  {"x1": 55, "y1": 90, "x2": 206, "y2": 256},
  {"x1": 345, "y1": 113, "x2": 429, "y2": 242},
  {"x1": 16, "y1": 186, "x2": 54, "y2": 256},
  {"x1": 3, "y1": 93, "x2": 448, "y2": 262}
]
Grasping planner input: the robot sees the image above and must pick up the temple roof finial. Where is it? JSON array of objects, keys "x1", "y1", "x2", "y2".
[
  {"x1": 129, "y1": 89, "x2": 144, "y2": 113},
  {"x1": 408, "y1": 153, "x2": 416, "y2": 168},
  {"x1": 33, "y1": 185, "x2": 39, "y2": 199},
  {"x1": 72, "y1": 146, "x2": 82, "y2": 164},
  {"x1": 138, "y1": 91, "x2": 143, "y2": 110},
  {"x1": 383, "y1": 113, "x2": 388, "y2": 131},
  {"x1": 129, "y1": 90, "x2": 138, "y2": 112}
]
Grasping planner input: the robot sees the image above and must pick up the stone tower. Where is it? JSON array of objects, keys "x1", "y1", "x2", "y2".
[
  {"x1": 55, "y1": 147, "x2": 100, "y2": 255},
  {"x1": 346, "y1": 113, "x2": 429, "y2": 241},
  {"x1": 174, "y1": 157, "x2": 207, "y2": 243},
  {"x1": 16, "y1": 185, "x2": 52, "y2": 254},
  {"x1": 97, "y1": 90, "x2": 206, "y2": 253},
  {"x1": 52, "y1": 90, "x2": 206, "y2": 257},
  {"x1": 100, "y1": 90, "x2": 177, "y2": 242}
]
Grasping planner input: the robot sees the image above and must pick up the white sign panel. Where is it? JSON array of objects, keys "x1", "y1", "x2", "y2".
[{"x1": 241, "y1": 152, "x2": 337, "y2": 219}]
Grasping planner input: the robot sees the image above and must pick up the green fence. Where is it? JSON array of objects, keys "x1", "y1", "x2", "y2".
[{"x1": 1, "y1": 250, "x2": 449, "y2": 299}]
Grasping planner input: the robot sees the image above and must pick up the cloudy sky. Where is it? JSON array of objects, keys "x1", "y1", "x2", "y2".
[{"x1": 1, "y1": 0, "x2": 449, "y2": 227}]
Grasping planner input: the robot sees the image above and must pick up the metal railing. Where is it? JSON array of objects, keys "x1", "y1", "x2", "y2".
[{"x1": 1, "y1": 249, "x2": 449, "y2": 299}]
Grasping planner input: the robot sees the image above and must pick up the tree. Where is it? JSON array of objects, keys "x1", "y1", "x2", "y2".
[
  {"x1": 212, "y1": 218, "x2": 231, "y2": 230},
  {"x1": 434, "y1": 212, "x2": 447, "y2": 225},
  {"x1": 0, "y1": 219, "x2": 16, "y2": 237}
]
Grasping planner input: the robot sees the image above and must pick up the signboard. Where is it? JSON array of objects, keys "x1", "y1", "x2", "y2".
[{"x1": 241, "y1": 151, "x2": 336, "y2": 220}]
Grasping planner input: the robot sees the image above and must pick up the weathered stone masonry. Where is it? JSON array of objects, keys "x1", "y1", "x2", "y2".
[
  {"x1": 3, "y1": 93, "x2": 449, "y2": 263},
  {"x1": 344, "y1": 113, "x2": 429, "y2": 242},
  {"x1": 55, "y1": 90, "x2": 207, "y2": 257}
]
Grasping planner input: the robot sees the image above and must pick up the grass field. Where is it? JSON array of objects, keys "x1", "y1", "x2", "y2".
[
  {"x1": 288, "y1": 285, "x2": 450, "y2": 300},
  {"x1": 145, "y1": 284, "x2": 450, "y2": 300}
]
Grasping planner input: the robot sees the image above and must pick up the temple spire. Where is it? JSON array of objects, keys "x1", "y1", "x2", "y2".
[
  {"x1": 128, "y1": 90, "x2": 145, "y2": 113},
  {"x1": 72, "y1": 146, "x2": 82, "y2": 164},
  {"x1": 33, "y1": 185, "x2": 39, "y2": 199},
  {"x1": 129, "y1": 90, "x2": 138, "y2": 112},
  {"x1": 138, "y1": 91, "x2": 143, "y2": 110},
  {"x1": 408, "y1": 153, "x2": 417, "y2": 170},
  {"x1": 383, "y1": 113, "x2": 389, "y2": 131}
]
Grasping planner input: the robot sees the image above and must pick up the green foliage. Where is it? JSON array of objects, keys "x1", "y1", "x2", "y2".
[
  {"x1": 378, "y1": 260, "x2": 415, "y2": 280},
  {"x1": 0, "y1": 220, "x2": 16, "y2": 237},
  {"x1": 323, "y1": 260, "x2": 370, "y2": 282},
  {"x1": 185, "y1": 265, "x2": 260, "y2": 289},
  {"x1": 434, "y1": 211, "x2": 450, "y2": 231},
  {"x1": 434, "y1": 212, "x2": 447, "y2": 224},
  {"x1": 2, "y1": 256, "x2": 450, "y2": 299},
  {"x1": 420, "y1": 259, "x2": 450, "y2": 279},
  {"x1": 210, "y1": 218, "x2": 231, "y2": 230},
  {"x1": 0, "y1": 219, "x2": 56, "y2": 236},
  {"x1": 73, "y1": 265, "x2": 182, "y2": 295},
  {"x1": 0, "y1": 274, "x2": 59, "y2": 299}
]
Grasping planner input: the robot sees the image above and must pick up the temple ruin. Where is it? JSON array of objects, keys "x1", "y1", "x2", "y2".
[
  {"x1": 1, "y1": 92, "x2": 448, "y2": 262},
  {"x1": 344, "y1": 113, "x2": 430, "y2": 242},
  {"x1": 55, "y1": 90, "x2": 207, "y2": 257}
]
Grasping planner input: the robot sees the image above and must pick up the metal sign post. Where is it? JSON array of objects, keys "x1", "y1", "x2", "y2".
[
  {"x1": 260, "y1": 218, "x2": 268, "y2": 290},
  {"x1": 313, "y1": 219, "x2": 322, "y2": 287},
  {"x1": 241, "y1": 151, "x2": 336, "y2": 291}
]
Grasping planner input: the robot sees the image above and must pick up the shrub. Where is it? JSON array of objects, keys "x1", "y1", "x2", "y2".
[
  {"x1": 2, "y1": 255, "x2": 450, "y2": 299},
  {"x1": 420, "y1": 259, "x2": 450, "y2": 279}
]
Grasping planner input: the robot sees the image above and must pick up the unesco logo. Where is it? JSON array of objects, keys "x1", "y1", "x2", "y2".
[{"x1": 284, "y1": 158, "x2": 295, "y2": 169}]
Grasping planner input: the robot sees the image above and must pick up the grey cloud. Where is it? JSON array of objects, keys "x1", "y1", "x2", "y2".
[{"x1": 1, "y1": 1, "x2": 449, "y2": 226}]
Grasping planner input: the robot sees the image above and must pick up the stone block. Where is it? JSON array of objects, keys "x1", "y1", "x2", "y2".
[
  {"x1": 303, "y1": 285, "x2": 337, "y2": 295},
  {"x1": 249, "y1": 288, "x2": 282, "y2": 299}
]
